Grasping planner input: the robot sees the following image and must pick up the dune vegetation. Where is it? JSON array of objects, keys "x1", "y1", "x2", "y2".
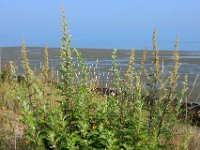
[{"x1": 0, "y1": 7, "x2": 200, "y2": 150}]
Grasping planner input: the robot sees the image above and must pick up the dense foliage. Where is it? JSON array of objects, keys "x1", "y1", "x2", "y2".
[{"x1": 0, "y1": 7, "x2": 196, "y2": 150}]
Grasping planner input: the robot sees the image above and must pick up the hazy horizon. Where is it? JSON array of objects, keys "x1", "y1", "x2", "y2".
[{"x1": 1, "y1": 46, "x2": 200, "y2": 52}]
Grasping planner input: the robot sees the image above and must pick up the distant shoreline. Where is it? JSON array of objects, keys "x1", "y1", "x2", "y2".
[{"x1": 1, "y1": 46, "x2": 200, "y2": 52}]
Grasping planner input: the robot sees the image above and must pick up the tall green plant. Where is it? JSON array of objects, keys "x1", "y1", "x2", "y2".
[
  {"x1": 42, "y1": 45, "x2": 49, "y2": 83},
  {"x1": 21, "y1": 39, "x2": 35, "y2": 108},
  {"x1": 147, "y1": 30, "x2": 160, "y2": 139},
  {"x1": 59, "y1": 5, "x2": 75, "y2": 119}
]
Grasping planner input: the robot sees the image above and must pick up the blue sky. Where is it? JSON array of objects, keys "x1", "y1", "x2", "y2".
[{"x1": 0, "y1": 0, "x2": 200, "y2": 50}]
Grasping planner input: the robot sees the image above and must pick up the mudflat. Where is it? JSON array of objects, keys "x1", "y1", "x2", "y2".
[{"x1": 1, "y1": 47, "x2": 200, "y2": 101}]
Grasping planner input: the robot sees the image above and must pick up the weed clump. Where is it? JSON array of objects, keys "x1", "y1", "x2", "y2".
[{"x1": 0, "y1": 6, "x2": 195, "y2": 150}]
